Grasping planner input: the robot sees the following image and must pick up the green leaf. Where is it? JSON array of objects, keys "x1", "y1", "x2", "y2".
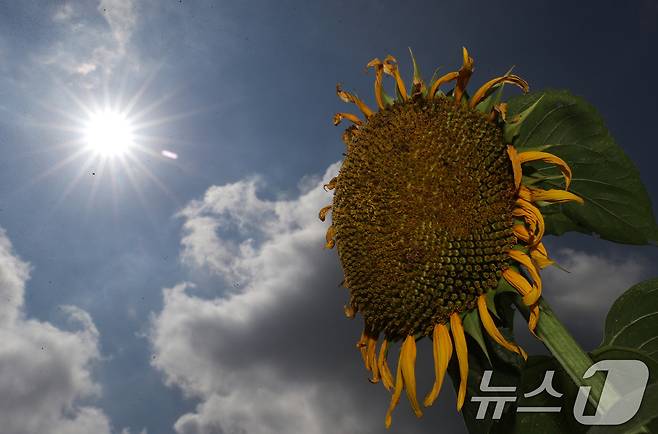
[
  {"x1": 602, "y1": 277, "x2": 658, "y2": 361},
  {"x1": 506, "y1": 90, "x2": 658, "y2": 245},
  {"x1": 463, "y1": 308, "x2": 492, "y2": 363}
]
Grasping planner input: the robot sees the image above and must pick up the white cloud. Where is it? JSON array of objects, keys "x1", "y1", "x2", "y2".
[
  {"x1": 39, "y1": 0, "x2": 138, "y2": 86},
  {"x1": 120, "y1": 428, "x2": 147, "y2": 434},
  {"x1": 150, "y1": 163, "x2": 463, "y2": 434},
  {"x1": 0, "y1": 228, "x2": 113, "y2": 434},
  {"x1": 535, "y1": 247, "x2": 649, "y2": 348}
]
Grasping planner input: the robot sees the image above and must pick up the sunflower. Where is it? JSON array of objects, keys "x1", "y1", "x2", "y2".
[{"x1": 319, "y1": 48, "x2": 583, "y2": 427}]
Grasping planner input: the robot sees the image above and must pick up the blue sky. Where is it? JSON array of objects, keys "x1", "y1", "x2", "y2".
[{"x1": 0, "y1": 1, "x2": 657, "y2": 433}]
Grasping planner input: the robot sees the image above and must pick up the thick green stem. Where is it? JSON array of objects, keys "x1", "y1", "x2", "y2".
[{"x1": 515, "y1": 296, "x2": 606, "y2": 408}]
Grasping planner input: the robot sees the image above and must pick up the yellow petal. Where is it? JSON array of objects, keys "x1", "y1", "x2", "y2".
[
  {"x1": 365, "y1": 336, "x2": 376, "y2": 371},
  {"x1": 530, "y1": 188, "x2": 584, "y2": 204},
  {"x1": 518, "y1": 151, "x2": 572, "y2": 189},
  {"x1": 323, "y1": 177, "x2": 337, "y2": 191},
  {"x1": 356, "y1": 332, "x2": 368, "y2": 367},
  {"x1": 385, "y1": 347, "x2": 404, "y2": 429},
  {"x1": 517, "y1": 185, "x2": 533, "y2": 202},
  {"x1": 453, "y1": 47, "x2": 474, "y2": 105},
  {"x1": 368, "y1": 336, "x2": 381, "y2": 383},
  {"x1": 531, "y1": 242, "x2": 554, "y2": 269},
  {"x1": 477, "y1": 295, "x2": 527, "y2": 360},
  {"x1": 378, "y1": 340, "x2": 394, "y2": 391},
  {"x1": 367, "y1": 58, "x2": 386, "y2": 109},
  {"x1": 507, "y1": 145, "x2": 522, "y2": 190},
  {"x1": 489, "y1": 102, "x2": 508, "y2": 122},
  {"x1": 336, "y1": 84, "x2": 374, "y2": 118},
  {"x1": 383, "y1": 55, "x2": 408, "y2": 101},
  {"x1": 508, "y1": 250, "x2": 541, "y2": 289},
  {"x1": 400, "y1": 335, "x2": 423, "y2": 418},
  {"x1": 502, "y1": 267, "x2": 540, "y2": 306},
  {"x1": 528, "y1": 304, "x2": 540, "y2": 335},
  {"x1": 513, "y1": 224, "x2": 530, "y2": 243},
  {"x1": 450, "y1": 313, "x2": 469, "y2": 411},
  {"x1": 428, "y1": 71, "x2": 459, "y2": 98},
  {"x1": 424, "y1": 323, "x2": 453, "y2": 407},
  {"x1": 333, "y1": 112, "x2": 363, "y2": 126},
  {"x1": 502, "y1": 267, "x2": 533, "y2": 298},
  {"x1": 514, "y1": 198, "x2": 545, "y2": 246},
  {"x1": 318, "y1": 205, "x2": 332, "y2": 222},
  {"x1": 343, "y1": 303, "x2": 355, "y2": 318},
  {"x1": 325, "y1": 225, "x2": 335, "y2": 249},
  {"x1": 470, "y1": 74, "x2": 529, "y2": 108}
]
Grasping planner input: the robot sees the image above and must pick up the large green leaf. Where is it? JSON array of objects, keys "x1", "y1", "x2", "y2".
[
  {"x1": 506, "y1": 90, "x2": 658, "y2": 245},
  {"x1": 601, "y1": 277, "x2": 658, "y2": 360}
]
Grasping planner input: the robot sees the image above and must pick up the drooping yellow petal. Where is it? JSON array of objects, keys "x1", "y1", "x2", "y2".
[
  {"x1": 450, "y1": 313, "x2": 468, "y2": 411},
  {"x1": 513, "y1": 198, "x2": 545, "y2": 246},
  {"x1": 383, "y1": 55, "x2": 408, "y2": 101},
  {"x1": 378, "y1": 340, "x2": 394, "y2": 391},
  {"x1": 469, "y1": 74, "x2": 529, "y2": 108},
  {"x1": 518, "y1": 185, "x2": 533, "y2": 202},
  {"x1": 368, "y1": 337, "x2": 381, "y2": 383},
  {"x1": 529, "y1": 188, "x2": 584, "y2": 204},
  {"x1": 424, "y1": 323, "x2": 453, "y2": 407},
  {"x1": 366, "y1": 58, "x2": 386, "y2": 109},
  {"x1": 318, "y1": 205, "x2": 332, "y2": 222},
  {"x1": 477, "y1": 295, "x2": 528, "y2": 360},
  {"x1": 336, "y1": 84, "x2": 374, "y2": 117},
  {"x1": 518, "y1": 151, "x2": 572, "y2": 189},
  {"x1": 343, "y1": 303, "x2": 355, "y2": 318},
  {"x1": 333, "y1": 112, "x2": 363, "y2": 126},
  {"x1": 356, "y1": 332, "x2": 368, "y2": 366},
  {"x1": 325, "y1": 225, "x2": 336, "y2": 249},
  {"x1": 513, "y1": 223, "x2": 530, "y2": 243},
  {"x1": 365, "y1": 335, "x2": 376, "y2": 371},
  {"x1": 400, "y1": 335, "x2": 423, "y2": 418},
  {"x1": 385, "y1": 347, "x2": 404, "y2": 429},
  {"x1": 453, "y1": 47, "x2": 474, "y2": 105},
  {"x1": 428, "y1": 71, "x2": 459, "y2": 98},
  {"x1": 507, "y1": 145, "x2": 522, "y2": 190},
  {"x1": 508, "y1": 250, "x2": 541, "y2": 289},
  {"x1": 502, "y1": 267, "x2": 540, "y2": 306},
  {"x1": 531, "y1": 242, "x2": 554, "y2": 269},
  {"x1": 489, "y1": 102, "x2": 508, "y2": 122},
  {"x1": 323, "y1": 177, "x2": 337, "y2": 191},
  {"x1": 528, "y1": 304, "x2": 540, "y2": 334}
]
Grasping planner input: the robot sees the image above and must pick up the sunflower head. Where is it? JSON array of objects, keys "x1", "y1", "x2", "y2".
[{"x1": 320, "y1": 48, "x2": 583, "y2": 427}]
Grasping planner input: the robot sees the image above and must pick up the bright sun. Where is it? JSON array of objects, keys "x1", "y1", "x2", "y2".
[{"x1": 84, "y1": 110, "x2": 135, "y2": 157}]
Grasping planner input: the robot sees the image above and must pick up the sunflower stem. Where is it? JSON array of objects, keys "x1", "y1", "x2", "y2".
[{"x1": 514, "y1": 296, "x2": 605, "y2": 408}]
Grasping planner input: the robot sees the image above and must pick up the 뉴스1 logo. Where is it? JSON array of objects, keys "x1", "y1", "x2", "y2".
[{"x1": 471, "y1": 359, "x2": 649, "y2": 425}]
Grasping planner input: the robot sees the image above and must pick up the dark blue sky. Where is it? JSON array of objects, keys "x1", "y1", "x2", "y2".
[{"x1": 0, "y1": 1, "x2": 656, "y2": 433}]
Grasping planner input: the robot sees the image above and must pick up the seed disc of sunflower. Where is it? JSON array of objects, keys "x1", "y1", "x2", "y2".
[{"x1": 333, "y1": 96, "x2": 516, "y2": 340}]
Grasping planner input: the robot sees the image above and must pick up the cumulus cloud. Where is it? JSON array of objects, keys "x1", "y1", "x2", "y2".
[
  {"x1": 0, "y1": 228, "x2": 113, "y2": 434},
  {"x1": 40, "y1": 0, "x2": 138, "y2": 86}
]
